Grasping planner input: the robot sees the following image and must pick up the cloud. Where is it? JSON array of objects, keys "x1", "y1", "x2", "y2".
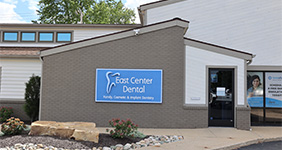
[
  {"x1": 0, "y1": 2, "x2": 26, "y2": 23},
  {"x1": 21, "y1": 0, "x2": 38, "y2": 15},
  {"x1": 3, "y1": 0, "x2": 18, "y2": 5},
  {"x1": 124, "y1": 0, "x2": 158, "y2": 23}
]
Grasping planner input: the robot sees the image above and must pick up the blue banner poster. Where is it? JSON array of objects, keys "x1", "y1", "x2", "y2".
[
  {"x1": 265, "y1": 72, "x2": 282, "y2": 108},
  {"x1": 95, "y1": 69, "x2": 162, "y2": 103},
  {"x1": 247, "y1": 72, "x2": 264, "y2": 107},
  {"x1": 247, "y1": 97, "x2": 263, "y2": 107}
]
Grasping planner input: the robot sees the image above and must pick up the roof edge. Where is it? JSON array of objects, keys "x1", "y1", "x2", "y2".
[
  {"x1": 140, "y1": 0, "x2": 184, "y2": 11},
  {"x1": 40, "y1": 18, "x2": 189, "y2": 57},
  {"x1": 0, "y1": 55, "x2": 39, "y2": 58},
  {"x1": 247, "y1": 65, "x2": 282, "y2": 71},
  {"x1": 184, "y1": 37, "x2": 254, "y2": 60},
  {"x1": 0, "y1": 23, "x2": 141, "y2": 29}
]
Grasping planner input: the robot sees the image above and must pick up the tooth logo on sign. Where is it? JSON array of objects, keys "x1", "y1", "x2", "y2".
[{"x1": 106, "y1": 71, "x2": 120, "y2": 94}]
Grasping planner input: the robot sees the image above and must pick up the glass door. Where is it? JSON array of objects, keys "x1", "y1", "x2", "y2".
[{"x1": 209, "y1": 68, "x2": 234, "y2": 127}]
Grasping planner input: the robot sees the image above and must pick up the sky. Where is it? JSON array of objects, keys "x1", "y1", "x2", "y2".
[{"x1": 0, "y1": 0, "x2": 158, "y2": 24}]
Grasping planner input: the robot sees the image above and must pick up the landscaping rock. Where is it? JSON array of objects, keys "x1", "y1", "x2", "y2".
[
  {"x1": 102, "y1": 147, "x2": 111, "y2": 150},
  {"x1": 29, "y1": 121, "x2": 99, "y2": 143},
  {"x1": 123, "y1": 143, "x2": 131, "y2": 150}
]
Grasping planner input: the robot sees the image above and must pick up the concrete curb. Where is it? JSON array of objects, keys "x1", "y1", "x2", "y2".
[{"x1": 213, "y1": 137, "x2": 282, "y2": 150}]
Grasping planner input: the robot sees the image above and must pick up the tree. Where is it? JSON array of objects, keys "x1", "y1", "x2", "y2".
[
  {"x1": 32, "y1": 0, "x2": 136, "y2": 24},
  {"x1": 24, "y1": 75, "x2": 41, "y2": 122}
]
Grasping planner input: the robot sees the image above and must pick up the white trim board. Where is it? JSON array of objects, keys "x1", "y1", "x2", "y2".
[{"x1": 184, "y1": 38, "x2": 254, "y2": 60}]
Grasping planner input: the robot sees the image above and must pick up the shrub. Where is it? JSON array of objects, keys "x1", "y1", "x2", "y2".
[
  {"x1": 1, "y1": 117, "x2": 26, "y2": 135},
  {"x1": 24, "y1": 75, "x2": 41, "y2": 122},
  {"x1": 106, "y1": 118, "x2": 139, "y2": 138},
  {"x1": 0, "y1": 107, "x2": 13, "y2": 122},
  {"x1": 128, "y1": 130, "x2": 147, "y2": 138}
]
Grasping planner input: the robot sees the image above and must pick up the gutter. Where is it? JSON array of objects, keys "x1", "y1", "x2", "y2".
[
  {"x1": 246, "y1": 54, "x2": 256, "y2": 65},
  {"x1": 137, "y1": 7, "x2": 144, "y2": 26}
]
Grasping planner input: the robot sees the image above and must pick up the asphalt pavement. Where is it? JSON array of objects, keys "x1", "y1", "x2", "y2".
[{"x1": 237, "y1": 140, "x2": 282, "y2": 150}]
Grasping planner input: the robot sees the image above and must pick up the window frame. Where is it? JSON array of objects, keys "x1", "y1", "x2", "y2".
[
  {"x1": 56, "y1": 32, "x2": 72, "y2": 42},
  {"x1": 248, "y1": 70, "x2": 282, "y2": 126},
  {"x1": 38, "y1": 32, "x2": 54, "y2": 42},
  {"x1": 3, "y1": 31, "x2": 19, "y2": 42},
  {"x1": 20, "y1": 32, "x2": 36, "y2": 42}
]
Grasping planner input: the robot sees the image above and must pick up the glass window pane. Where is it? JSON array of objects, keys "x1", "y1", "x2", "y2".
[
  {"x1": 4, "y1": 32, "x2": 18, "y2": 41},
  {"x1": 251, "y1": 108, "x2": 264, "y2": 125},
  {"x1": 22, "y1": 32, "x2": 35, "y2": 41},
  {"x1": 247, "y1": 72, "x2": 264, "y2": 107},
  {"x1": 57, "y1": 33, "x2": 71, "y2": 42},
  {"x1": 39, "y1": 33, "x2": 53, "y2": 41},
  {"x1": 265, "y1": 72, "x2": 282, "y2": 108},
  {"x1": 265, "y1": 109, "x2": 282, "y2": 125}
]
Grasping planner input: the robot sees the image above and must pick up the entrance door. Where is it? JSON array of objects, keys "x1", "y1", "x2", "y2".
[{"x1": 209, "y1": 68, "x2": 234, "y2": 127}]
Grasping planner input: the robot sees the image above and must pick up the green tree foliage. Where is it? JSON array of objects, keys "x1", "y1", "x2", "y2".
[
  {"x1": 32, "y1": 0, "x2": 136, "y2": 24},
  {"x1": 24, "y1": 75, "x2": 41, "y2": 122}
]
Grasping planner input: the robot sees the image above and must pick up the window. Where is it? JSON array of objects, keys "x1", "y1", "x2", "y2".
[
  {"x1": 57, "y1": 32, "x2": 71, "y2": 42},
  {"x1": 1, "y1": 31, "x2": 72, "y2": 43},
  {"x1": 39, "y1": 32, "x2": 53, "y2": 42},
  {"x1": 21, "y1": 32, "x2": 36, "y2": 42},
  {"x1": 3, "y1": 32, "x2": 18, "y2": 41},
  {"x1": 247, "y1": 72, "x2": 264, "y2": 107},
  {"x1": 247, "y1": 71, "x2": 282, "y2": 126}
]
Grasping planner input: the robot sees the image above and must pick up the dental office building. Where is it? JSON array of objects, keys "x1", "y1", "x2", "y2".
[
  {"x1": 39, "y1": 18, "x2": 258, "y2": 130},
  {"x1": 2, "y1": 0, "x2": 282, "y2": 129},
  {"x1": 39, "y1": 0, "x2": 281, "y2": 130}
]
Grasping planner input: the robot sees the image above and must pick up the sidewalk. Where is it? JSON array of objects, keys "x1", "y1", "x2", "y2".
[{"x1": 98, "y1": 127, "x2": 282, "y2": 150}]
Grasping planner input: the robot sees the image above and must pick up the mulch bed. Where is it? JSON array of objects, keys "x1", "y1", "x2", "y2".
[{"x1": 0, "y1": 130, "x2": 146, "y2": 149}]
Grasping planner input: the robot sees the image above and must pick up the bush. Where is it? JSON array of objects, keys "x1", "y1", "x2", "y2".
[
  {"x1": 0, "y1": 107, "x2": 13, "y2": 122},
  {"x1": 106, "y1": 118, "x2": 139, "y2": 138},
  {"x1": 1, "y1": 117, "x2": 26, "y2": 135},
  {"x1": 128, "y1": 130, "x2": 147, "y2": 138},
  {"x1": 24, "y1": 75, "x2": 41, "y2": 122}
]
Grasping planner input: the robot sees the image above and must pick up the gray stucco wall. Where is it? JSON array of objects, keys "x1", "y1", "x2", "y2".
[
  {"x1": 40, "y1": 26, "x2": 208, "y2": 128},
  {"x1": 0, "y1": 100, "x2": 30, "y2": 122}
]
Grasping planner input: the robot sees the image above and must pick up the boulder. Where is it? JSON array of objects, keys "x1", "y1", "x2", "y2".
[{"x1": 29, "y1": 121, "x2": 99, "y2": 143}]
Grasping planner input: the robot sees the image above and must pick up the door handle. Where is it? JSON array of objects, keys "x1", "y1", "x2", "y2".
[{"x1": 209, "y1": 93, "x2": 214, "y2": 104}]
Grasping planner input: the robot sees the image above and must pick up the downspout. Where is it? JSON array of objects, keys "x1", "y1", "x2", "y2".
[
  {"x1": 245, "y1": 54, "x2": 255, "y2": 131},
  {"x1": 246, "y1": 54, "x2": 256, "y2": 65},
  {"x1": 137, "y1": 7, "x2": 145, "y2": 26},
  {"x1": 39, "y1": 53, "x2": 44, "y2": 121}
]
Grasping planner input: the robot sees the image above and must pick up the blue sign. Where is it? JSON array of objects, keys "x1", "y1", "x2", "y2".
[
  {"x1": 247, "y1": 97, "x2": 263, "y2": 107},
  {"x1": 266, "y1": 98, "x2": 282, "y2": 107},
  {"x1": 95, "y1": 69, "x2": 162, "y2": 103}
]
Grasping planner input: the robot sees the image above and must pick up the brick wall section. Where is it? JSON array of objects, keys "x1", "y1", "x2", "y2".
[
  {"x1": 236, "y1": 107, "x2": 251, "y2": 130},
  {"x1": 40, "y1": 26, "x2": 208, "y2": 128}
]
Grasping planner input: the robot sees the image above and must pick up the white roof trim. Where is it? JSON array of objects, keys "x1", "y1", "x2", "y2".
[
  {"x1": 41, "y1": 18, "x2": 189, "y2": 57},
  {"x1": 184, "y1": 38, "x2": 254, "y2": 60},
  {"x1": 247, "y1": 65, "x2": 282, "y2": 71},
  {"x1": 140, "y1": 0, "x2": 184, "y2": 11}
]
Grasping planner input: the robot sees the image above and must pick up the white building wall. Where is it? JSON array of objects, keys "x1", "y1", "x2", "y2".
[
  {"x1": 185, "y1": 45, "x2": 246, "y2": 105},
  {"x1": 73, "y1": 29, "x2": 120, "y2": 41},
  {"x1": 0, "y1": 28, "x2": 127, "y2": 47},
  {"x1": 147, "y1": 0, "x2": 282, "y2": 66},
  {"x1": 0, "y1": 58, "x2": 41, "y2": 100}
]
